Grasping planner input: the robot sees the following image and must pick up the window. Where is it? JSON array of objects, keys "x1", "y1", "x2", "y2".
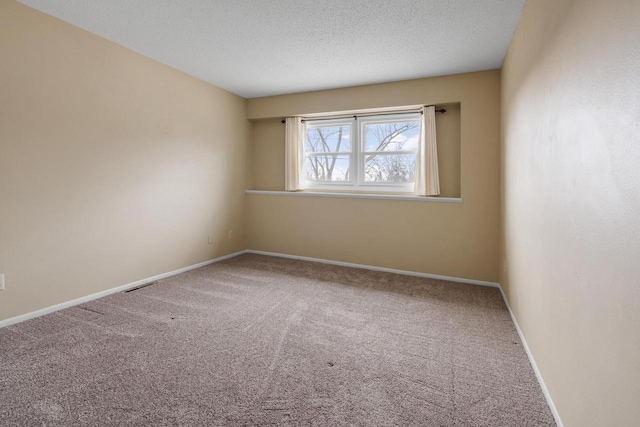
[{"x1": 300, "y1": 112, "x2": 421, "y2": 192}]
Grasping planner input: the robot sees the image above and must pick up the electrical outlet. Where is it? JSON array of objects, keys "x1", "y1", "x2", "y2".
[
  {"x1": 228, "y1": 230, "x2": 233, "y2": 239},
  {"x1": 0, "y1": 274, "x2": 5, "y2": 290},
  {"x1": 208, "y1": 235, "x2": 213, "y2": 245}
]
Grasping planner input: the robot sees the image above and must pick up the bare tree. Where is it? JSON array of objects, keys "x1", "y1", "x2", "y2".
[
  {"x1": 305, "y1": 126, "x2": 349, "y2": 181},
  {"x1": 305, "y1": 121, "x2": 418, "y2": 183},
  {"x1": 366, "y1": 154, "x2": 416, "y2": 183},
  {"x1": 363, "y1": 122, "x2": 418, "y2": 183}
]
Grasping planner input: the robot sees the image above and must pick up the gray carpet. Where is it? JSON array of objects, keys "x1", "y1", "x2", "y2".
[{"x1": 0, "y1": 254, "x2": 555, "y2": 426}]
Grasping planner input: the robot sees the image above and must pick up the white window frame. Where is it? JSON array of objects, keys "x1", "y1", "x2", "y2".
[{"x1": 299, "y1": 112, "x2": 421, "y2": 193}]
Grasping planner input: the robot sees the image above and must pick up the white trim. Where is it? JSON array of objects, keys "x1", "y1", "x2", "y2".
[
  {"x1": 0, "y1": 250, "x2": 248, "y2": 329},
  {"x1": 496, "y1": 286, "x2": 564, "y2": 427},
  {"x1": 245, "y1": 250, "x2": 498, "y2": 288},
  {"x1": 299, "y1": 105, "x2": 426, "y2": 120},
  {"x1": 245, "y1": 190, "x2": 462, "y2": 203}
]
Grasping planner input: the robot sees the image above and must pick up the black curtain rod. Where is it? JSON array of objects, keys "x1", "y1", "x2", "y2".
[{"x1": 280, "y1": 108, "x2": 446, "y2": 123}]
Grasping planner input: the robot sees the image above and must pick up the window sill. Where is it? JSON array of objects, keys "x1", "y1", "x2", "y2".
[{"x1": 245, "y1": 190, "x2": 462, "y2": 203}]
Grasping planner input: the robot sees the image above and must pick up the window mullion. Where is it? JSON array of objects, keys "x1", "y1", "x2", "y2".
[{"x1": 362, "y1": 151, "x2": 417, "y2": 155}]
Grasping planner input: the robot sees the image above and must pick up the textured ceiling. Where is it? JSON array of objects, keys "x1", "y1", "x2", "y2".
[{"x1": 18, "y1": 0, "x2": 525, "y2": 98}]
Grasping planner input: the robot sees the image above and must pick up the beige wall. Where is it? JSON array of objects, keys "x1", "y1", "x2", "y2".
[
  {"x1": 247, "y1": 71, "x2": 500, "y2": 282},
  {"x1": 4, "y1": 0, "x2": 638, "y2": 422},
  {"x1": 0, "y1": 0, "x2": 251, "y2": 321},
  {"x1": 501, "y1": 0, "x2": 640, "y2": 425}
]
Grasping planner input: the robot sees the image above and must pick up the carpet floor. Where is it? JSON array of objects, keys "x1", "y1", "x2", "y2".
[{"x1": 0, "y1": 254, "x2": 555, "y2": 426}]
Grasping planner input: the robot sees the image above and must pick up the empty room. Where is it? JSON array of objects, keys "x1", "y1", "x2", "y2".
[{"x1": 1, "y1": 0, "x2": 638, "y2": 425}]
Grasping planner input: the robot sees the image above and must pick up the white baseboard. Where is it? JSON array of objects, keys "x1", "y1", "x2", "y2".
[
  {"x1": 0, "y1": 250, "x2": 247, "y2": 329},
  {"x1": 496, "y1": 287, "x2": 564, "y2": 427},
  {"x1": 245, "y1": 250, "x2": 500, "y2": 288}
]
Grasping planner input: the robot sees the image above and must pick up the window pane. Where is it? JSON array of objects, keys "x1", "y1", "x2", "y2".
[
  {"x1": 364, "y1": 122, "x2": 420, "y2": 152},
  {"x1": 305, "y1": 125, "x2": 351, "y2": 153},
  {"x1": 305, "y1": 155, "x2": 350, "y2": 182},
  {"x1": 364, "y1": 154, "x2": 416, "y2": 183}
]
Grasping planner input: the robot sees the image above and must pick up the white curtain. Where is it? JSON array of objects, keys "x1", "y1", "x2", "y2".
[
  {"x1": 414, "y1": 106, "x2": 440, "y2": 196},
  {"x1": 285, "y1": 117, "x2": 304, "y2": 191}
]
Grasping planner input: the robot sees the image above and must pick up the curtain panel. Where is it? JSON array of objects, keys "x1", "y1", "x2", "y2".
[
  {"x1": 284, "y1": 117, "x2": 304, "y2": 191},
  {"x1": 414, "y1": 106, "x2": 441, "y2": 196}
]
